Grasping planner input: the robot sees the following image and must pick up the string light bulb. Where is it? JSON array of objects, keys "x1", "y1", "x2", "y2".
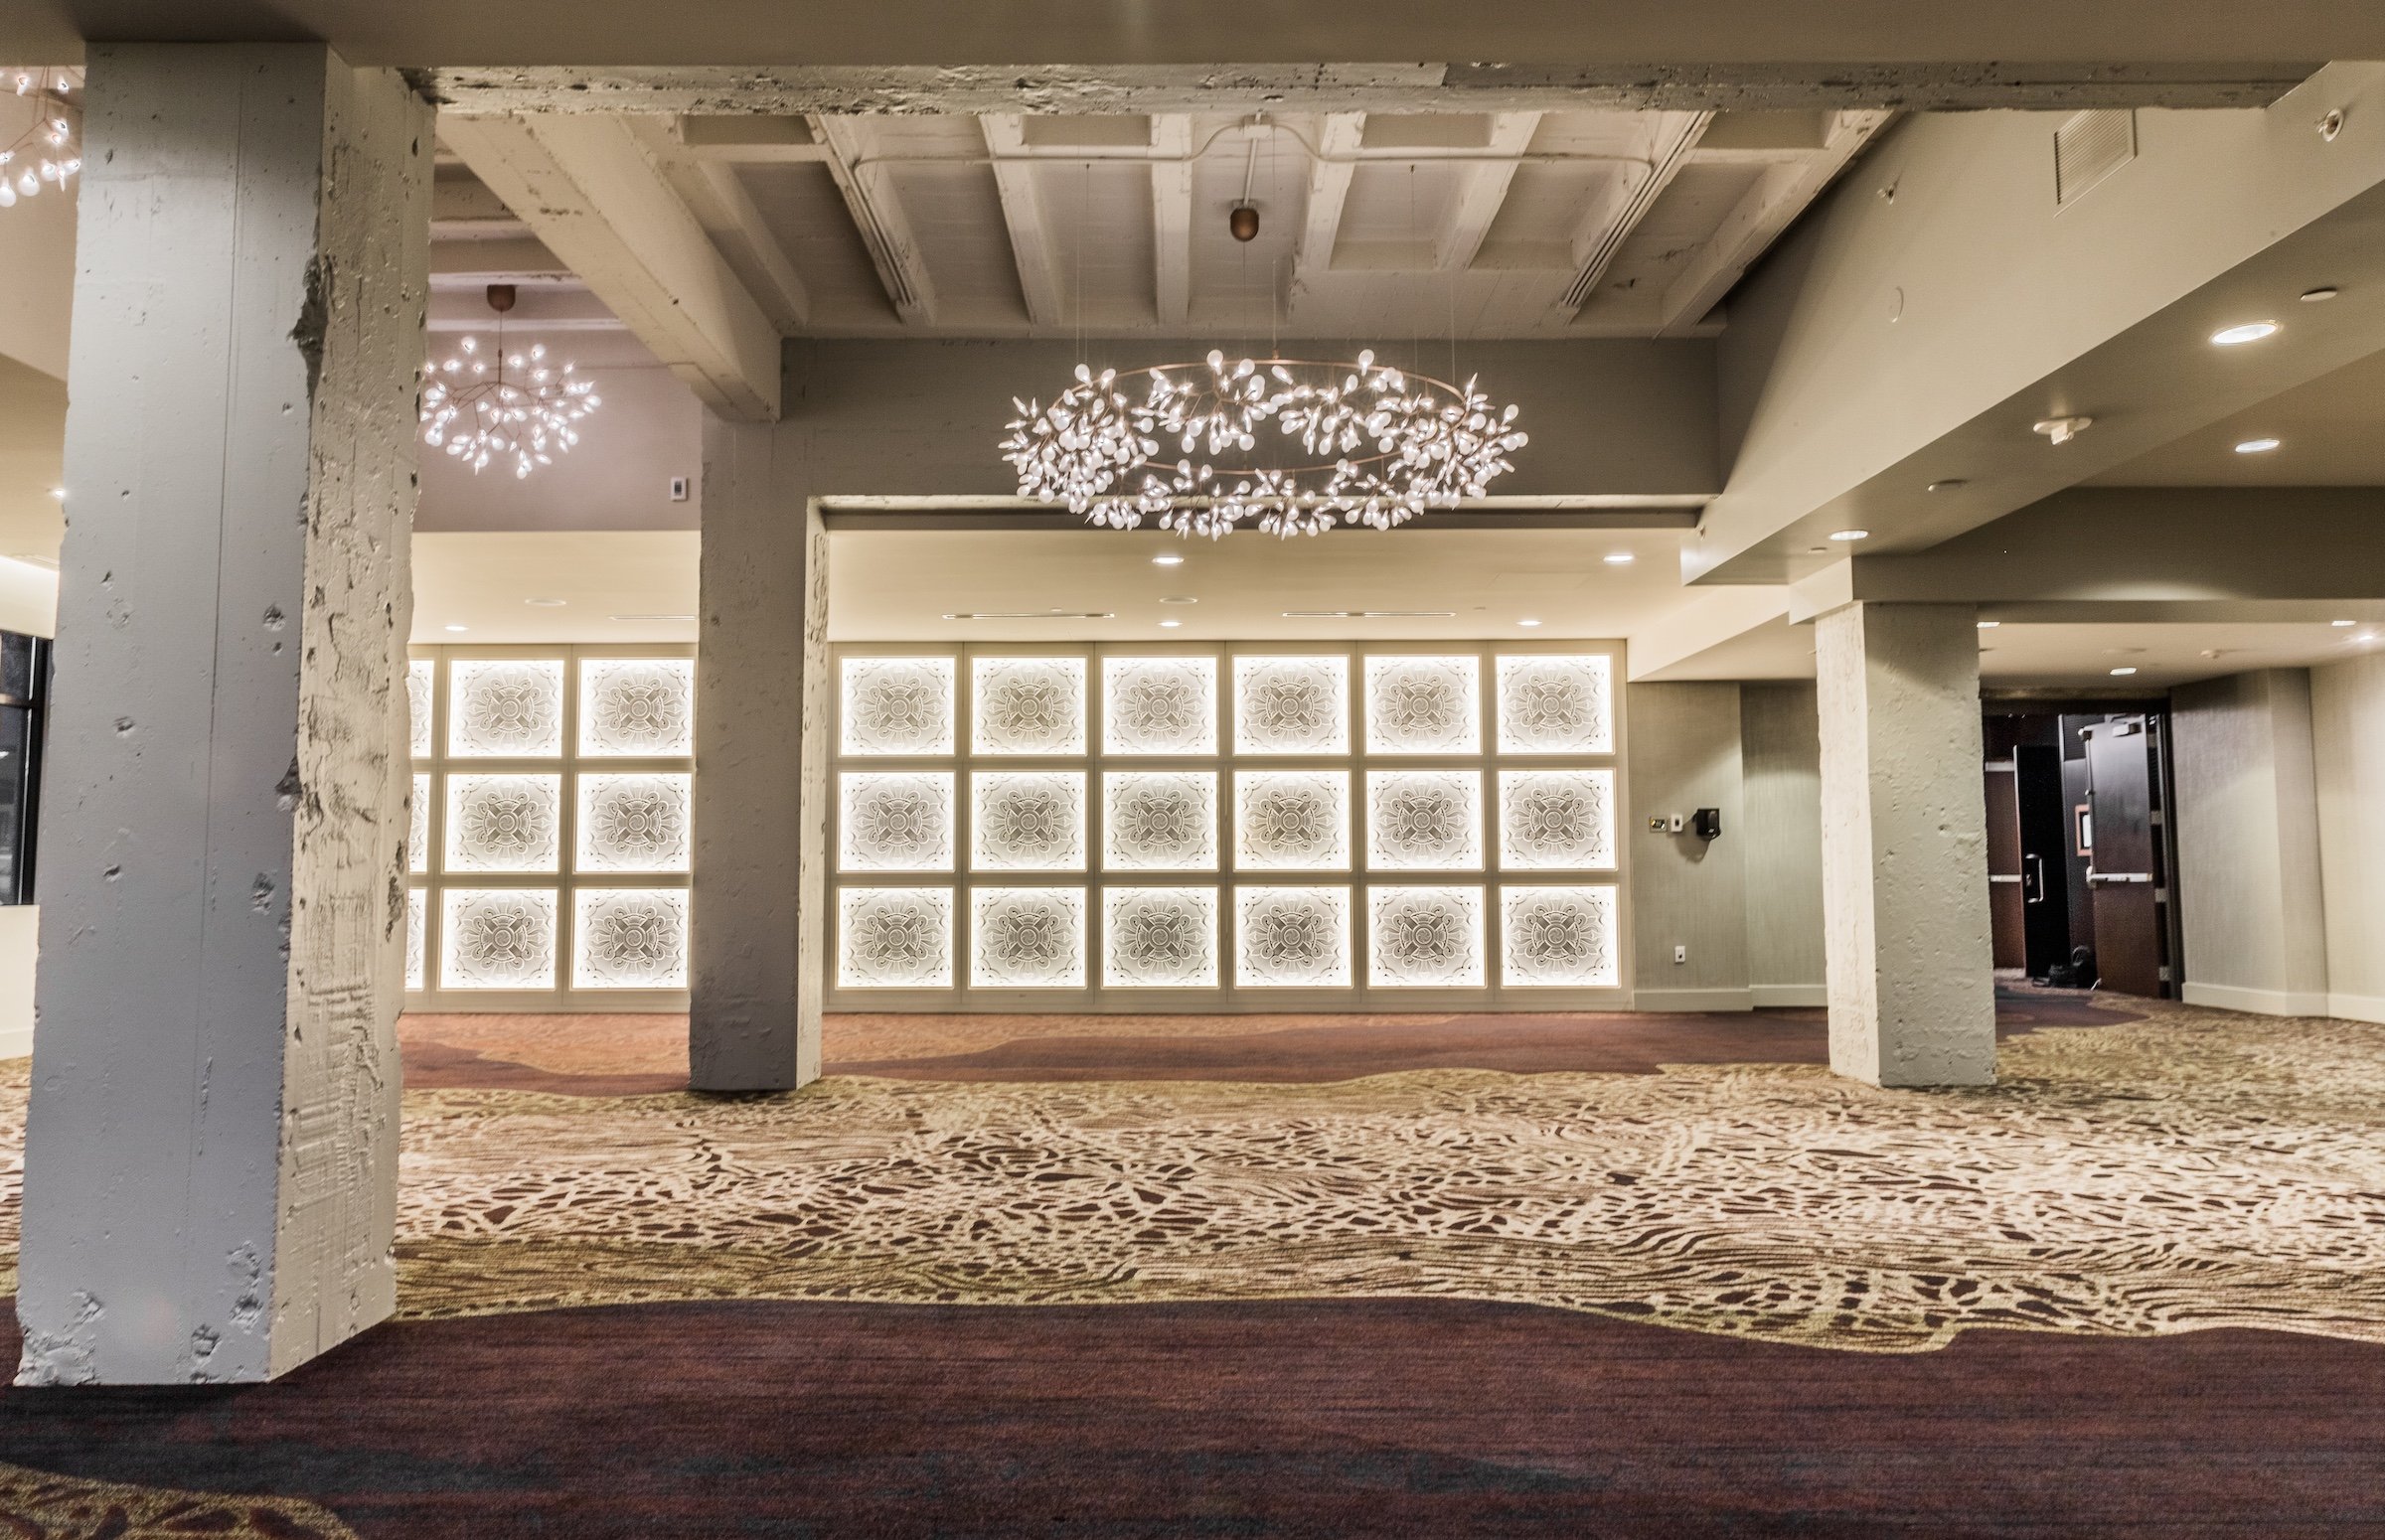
[{"x1": 0, "y1": 68, "x2": 80, "y2": 211}]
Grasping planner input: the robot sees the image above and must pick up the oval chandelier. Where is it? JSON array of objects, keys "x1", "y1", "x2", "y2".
[
  {"x1": 421, "y1": 284, "x2": 600, "y2": 480},
  {"x1": 0, "y1": 68, "x2": 80, "y2": 211},
  {"x1": 1001, "y1": 348, "x2": 1528, "y2": 539}
]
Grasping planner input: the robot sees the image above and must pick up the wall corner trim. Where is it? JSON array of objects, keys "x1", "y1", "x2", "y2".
[{"x1": 2180, "y1": 982, "x2": 2334, "y2": 1017}]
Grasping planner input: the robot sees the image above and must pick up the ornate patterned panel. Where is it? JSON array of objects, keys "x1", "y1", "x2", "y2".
[
  {"x1": 971, "y1": 772, "x2": 1087, "y2": 871},
  {"x1": 1231, "y1": 655, "x2": 1349, "y2": 755},
  {"x1": 443, "y1": 774, "x2": 562, "y2": 873},
  {"x1": 837, "y1": 886, "x2": 954, "y2": 990},
  {"x1": 409, "y1": 772, "x2": 430, "y2": 874},
  {"x1": 578, "y1": 658, "x2": 696, "y2": 757},
  {"x1": 575, "y1": 773, "x2": 693, "y2": 873},
  {"x1": 971, "y1": 656, "x2": 1087, "y2": 756},
  {"x1": 1233, "y1": 886, "x2": 1352, "y2": 988},
  {"x1": 1232, "y1": 770, "x2": 1351, "y2": 871},
  {"x1": 1364, "y1": 770, "x2": 1484, "y2": 870},
  {"x1": 1495, "y1": 654, "x2": 1614, "y2": 755},
  {"x1": 407, "y1": 659, "x2": 434, "y2": 757},
  {"x1": 1498, "y1": 769, "x2": 1617, "y2": 870},
  {"x1": 969, "y1": 886, "x2": 1087, "y2": 990},
  {"x1": 1102, "y1": 886, "x2": 1219, "y2": 989},
  {"x1": 1101, "y1": 656, "x2": 1217, "y2": 755},
  {"x1": 439, "y1": 887, "x2": 558, "y2": 991},
  {"x1": 405, "y1": 886, "x2": 426, "y2": 992},
  {"x1": 1362, "y1": 655, "x2": 1481, "y2": 755},
  {"x1": 1500, "y1": 884, "x2": 1620, "y2": 988},
  {"x1": 839, "y1": 773, "x2": 956, "y2": 872},
  {"x1": 447, "y1": 659, "x2": 565, "y2": 758},
  {"x1": 840, "y1": 656, "x2": 956, "y2": 757},
  {"x1": 572, "y1": 887, "x2": 691, "y2": 990},
  {"x1": 1101, "y1": 771, "x2": 1217, "y2": 871},
  {"x1": 1366, "y1": 885, "x2": 1487, "y2": 988}
]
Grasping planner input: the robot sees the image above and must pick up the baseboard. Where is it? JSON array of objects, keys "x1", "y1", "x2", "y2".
[
  {"x1": 1634, "y1": 988, "x2": 1755, "y2": 1013},
  {"x1": 1749, "y1": 985, "x2": 1827, "y2": 1008},
  {"x1": 2181, "y1": 982, "x2": 2332, "y2": 1018},
  {"x1": 0, "y1": 1025, "x2": 32, "y2": 1061},
  {"x1": 2328, "y1": 993, "x2": 2385, "y2": 1026}
]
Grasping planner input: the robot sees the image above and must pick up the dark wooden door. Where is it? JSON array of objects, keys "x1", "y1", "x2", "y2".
[
  {"x1": 1984, "y1": 761, "x2": 2025, "y2": 968},
  {"x1": 2082, "y1": 717, "x2": 2161, "y2": 997},
  {"x1": 2013, "y1": 744, "x2": 2074, "y2": 976}
]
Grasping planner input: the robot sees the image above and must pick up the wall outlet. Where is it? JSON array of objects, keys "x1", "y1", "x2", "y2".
[
  {"x1": 1648, "y1": 816, "x2": 1668, "y2": 832},
  {"x1": 1668, "y1": 814, "x2": 1685, "y2": 834},
  {"x1": 669, "y1": 475, "x2": 691, "y2": 502},
  {"x1": 1673, "y1": 945, "x2": 1687, "y2": 965}
]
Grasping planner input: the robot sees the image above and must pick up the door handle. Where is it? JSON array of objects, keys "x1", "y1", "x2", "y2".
[
  {"x1": 2086, "y1": 869, "x2": 2151, "y2": 884},
  {"x1": 2024, "y1": 852, "x2": 2046, "y2": 904}
]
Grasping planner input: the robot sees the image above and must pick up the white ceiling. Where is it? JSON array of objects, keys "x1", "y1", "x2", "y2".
[{"x1": 431, "y1": 106, "x2": 1886, "y2": 339}]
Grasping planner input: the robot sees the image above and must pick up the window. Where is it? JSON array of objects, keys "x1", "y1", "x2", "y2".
[
  {"x1": 0, "y1": 630, "x2": 49, "y2": 907},
  {"x1": 831, "y1": 643, "x2": 1624, "y2": 1007}
]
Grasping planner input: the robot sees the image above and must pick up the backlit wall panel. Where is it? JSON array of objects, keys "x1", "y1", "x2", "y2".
[
  {"x1": 409, "y1": 645, "x2": 695, "y2": 1010},
  {"x1": 832, "y1": 643, "x2": 1623, "y2": 1008}
]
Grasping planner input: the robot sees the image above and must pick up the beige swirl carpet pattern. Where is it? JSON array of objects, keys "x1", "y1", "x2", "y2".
[{"x1": 377, "y1": 1002, "x2": 2385, "y2": 1353}]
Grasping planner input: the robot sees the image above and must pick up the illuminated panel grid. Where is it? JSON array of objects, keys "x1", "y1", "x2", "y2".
[
  {"x1": 1364, "y1": 769, "x2": 1484, "y2": 871},
  {"x1": 1102, "y1": 771, "x2": 1218, "y2": 871},
  {"x1": 970, "y1": 886, "x2": 1088, "y2": 989},
  {"x1": 1500, "y1": 885, "x2": 1620, "y2": 988},
  {"x1": 1496, "y1": 654, "x2": 1613, "y2": 755},
  {"x1": 1103, "y1": 887, "x2": 1220, "y2": 989},
  {"x1": 841, "y1": 656, "x2": 956, "y2": 757},
  {"x1": 1362, "y1": 655, "x2": 1479, "y2": 755},
  {"x1": 972, "y1": 656, "x2": 1087, "y2": 756},
  {"x1": 1232, "y1": 655, "x2": 1350, "y2": 756},
  {"x1": 971, "y1": 771, "x2": 1087, "y2": 872},
  {"x1": 839, "y1": 886, "x2": 955, "y2": 990},
  {"x1": 840, "y1": 772, "x2": 956, "y2": 872},
  {"x1": 1496, "y1": 769, "x2": 1616, "y2": 871},
  {"x1": 1234, "y1": 885, "x2": 1353, "y2": 989},
  {"x1": 1103, "y1": 656, "x2": 1217, "y2": 756},
  {"x1": 1367, "y1": 885, "x2": 1488, "y2": 989}
]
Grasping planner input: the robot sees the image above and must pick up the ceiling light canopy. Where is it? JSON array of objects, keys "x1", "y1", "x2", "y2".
[
  {"x1": 1602, "y1": 551, "x2": 1635, "y2": 565},
  {"x1": 2235, "y1": 436, "x2": 2282, "y2": 454},
  {"x1": 421, "y1": 284, "x2": 600, "y2": 479},
  {"x1": 1828, "y1": 529, "x2": 1870, "y2": 542},
  {"x1": 2110, "y1": 666, "x2": 2138, "y2": 676},
  {"x1": 1002, "y1": 349, "x2": 1528, "y2": 539},
  {"x1": 2209, "y1": 320, "x2": 2279, "y2": 346}
]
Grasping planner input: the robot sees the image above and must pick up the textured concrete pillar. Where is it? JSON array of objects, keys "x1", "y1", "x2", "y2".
[
  {"x1": 1814, "y1": 601, "x2": 1995, "y2": 1087},
  {"x1": 16, "y1": 46, "x2": 430, "y2": 1384},
  {"x1": 690, "y1": 412, "x2": 828, "y2": 1091}
]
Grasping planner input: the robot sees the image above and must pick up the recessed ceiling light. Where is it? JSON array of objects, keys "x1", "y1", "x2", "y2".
[
  {"x1": 1159, "y1": 595, "x2": 1198, "y2": 605},
  {"x1": 2235, "y1": 436, "x2": 2282, "y2": 454},
  {"x1": 2210, "y1": 320, "x2": 2280, "y2": 346},
  {"x1": 1978, "y1": 620, "x2": 2000, "y2": 629},
  {"x1": 2110, "y1": 666, "x2": 2139, "y2": 676},
  {"x1": 2300, "y1": 287, "x2": 2340, "y2": 303},
  {"x1": 1828, "y1": 529, "x2": 1869, "y2": 541},
  {"x1": 1281, "y1": 609, "x2": 1457, "y2": 619},
  {"x1": 1807, "y1": 545, "x2": 1830, "y2": 555},
  {"x1": 525, "y1": 597, "x2": 567, "y2": 607},
  {"x1": 443, "y1": 624, "x2": 469, "y2": 633},
  {"x1": 2033, "y1": 414, "x2": 2093, "y2": 445},
  {"x1": 943, "y1": 610, "x2": 1116, "y2": 621},
  {"x1": 1927, "y1": 479, "x2": 1968, "y2": 492},
  {"x1": 609, "y1": 613, "x2": 697, "y2": 622},
  {"x1": 1517, "y1": 618, "x2": 1543, "y2": 628},
  {"x1": 1159, "y1": 618, "x2": 1183, "y2": 629},
  {"x1": 2332, "y1": 619, "x2": 2357, "y2": 627},
  {"x1": 1602, "y1": 551, "x2": 1635, "y2": 565},
  {"x1": 1151, "y1": 552, "x2": 1186, "y2": 567}
]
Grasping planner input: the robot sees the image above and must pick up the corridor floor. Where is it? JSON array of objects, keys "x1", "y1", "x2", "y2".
[{"x1": 0, "y1": 994, "x2": 2381, "y2": 1536}]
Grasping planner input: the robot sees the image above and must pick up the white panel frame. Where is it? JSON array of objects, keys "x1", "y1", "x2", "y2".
[{"x1": 828, "y1": 639, "x2": 1629, "y2": 1012}]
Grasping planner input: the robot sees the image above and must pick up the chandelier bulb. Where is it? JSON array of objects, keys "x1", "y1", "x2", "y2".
[{"x1": 1228, "y1": 203, "x2": 1260, "y2": 242}]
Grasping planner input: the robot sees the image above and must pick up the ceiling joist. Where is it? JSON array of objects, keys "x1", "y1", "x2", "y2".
[
  {"x1": 810, "y1": 114, "x2": 940, "y2": 324},
  {"x1": 1150, "y1": 114, "x2": 1194, "y2": 327},
  {"x1": 981, "y1": 115, "x2": 1065, "y2": 327}
]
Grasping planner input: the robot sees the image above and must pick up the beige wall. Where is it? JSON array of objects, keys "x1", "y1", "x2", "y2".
[
  {"x1": 2172, "y1": 670, "x2": 2332, "y2": 1015},
  {"x1": 2312, "y1": 653, "x2": 2385, "y2": 1023},
  {"x1": 1625, "y1": 682, "x2": 1749, "y2": 1009},
  {"x1": 1740, "y1": 682, "x2": 1826, "y2": 1005}
]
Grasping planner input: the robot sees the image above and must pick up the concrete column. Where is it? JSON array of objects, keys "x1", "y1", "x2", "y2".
[
  {"x1": 1814, "y1": 601, "x2": 1995, "y2": 1087},
  {"x1": 16, "y1": 46, "x2": 430, "y2": 1385},
  {"x1": 690, "y1": 411, "x2": 828, "y2": 1091}
]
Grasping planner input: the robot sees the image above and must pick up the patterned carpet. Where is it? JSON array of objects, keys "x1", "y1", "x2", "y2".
[{"x1": 2, "y1": 994, "x2": 2383, "y2": 1535}]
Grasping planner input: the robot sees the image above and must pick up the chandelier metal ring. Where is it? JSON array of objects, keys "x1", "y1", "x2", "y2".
[{"x1": 1001, "y1": 347, "x2": 1529, "y2": 539}]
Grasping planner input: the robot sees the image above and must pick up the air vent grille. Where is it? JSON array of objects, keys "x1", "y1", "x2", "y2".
[{"x1": 2055, "y1": 110, "x2": 2137, "y2": 207}]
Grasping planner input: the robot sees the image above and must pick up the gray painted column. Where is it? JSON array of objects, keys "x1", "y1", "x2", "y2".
[
  {"x1": 690, "y1": 410, "x2": 829, "y2": 1091},
  {"x1": 1814, "y1": 601, "x2": 1996, "y2": 1087},
  {"x1": 16, "y1": 46, "x2": 430, "y2": 1385}
]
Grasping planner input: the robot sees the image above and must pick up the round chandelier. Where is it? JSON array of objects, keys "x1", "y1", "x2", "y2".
[
  {"x1": 421, "y1": 284, "x2": 600, "y2": 479},
  {"x1": 0, "y1": 68, "x2": 80, "y2": 211},
  {"x1": 1001, "y1": 348, "x2": 1528, "y2": 538}
]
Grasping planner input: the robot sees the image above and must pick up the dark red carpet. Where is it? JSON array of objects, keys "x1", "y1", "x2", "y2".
[{"x1": 3, "y1": 1299, "x2": 2380, "y2": 1537}]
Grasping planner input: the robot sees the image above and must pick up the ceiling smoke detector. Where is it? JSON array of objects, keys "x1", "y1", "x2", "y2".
[{"x1": 2033, "y1": 415, "x2": 2094, "y2": 446}]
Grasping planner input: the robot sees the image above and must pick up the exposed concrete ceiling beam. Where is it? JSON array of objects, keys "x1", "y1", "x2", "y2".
[
  {"x1": 981, "y1": 115, "x2": 1065, "y2": 327},
  {"x1": 1150, "y1": 114, "x2": 1194, "y2": 327},
  {"x1": 438, "y1": 112, "x2": 782, "y2": 419},
  {"x1": 690, "y1": 163, "x2": 813, "y2": 331},
  {"x1": 1434, "y1": 111, "x2": 1540, "y2": 271},
  {"x1": 427, "y1": 235, "x2": 570, "y2": 281},
  {"x1": 672, "y1": 114, "x2": 831, "y2": 162},
  {"x1": 1559, "y1": 111, "x2": 1710, "y2": 314},
  {"x1": 1657, "y1": 110, "x2": 1890, "y2": 335},
  {"x1": 420, "y1": 62, "x2": 2323, "y2": 116},
  {"x1": 1689, "y1": 62, "x2": 2385, "y2": 585},
  {"x1": 809, "y1": 114, "x2": 939, "y2": 324},
  {"x1": 1288, "y1": 113, "x2": 1364, "y2": 311}
]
